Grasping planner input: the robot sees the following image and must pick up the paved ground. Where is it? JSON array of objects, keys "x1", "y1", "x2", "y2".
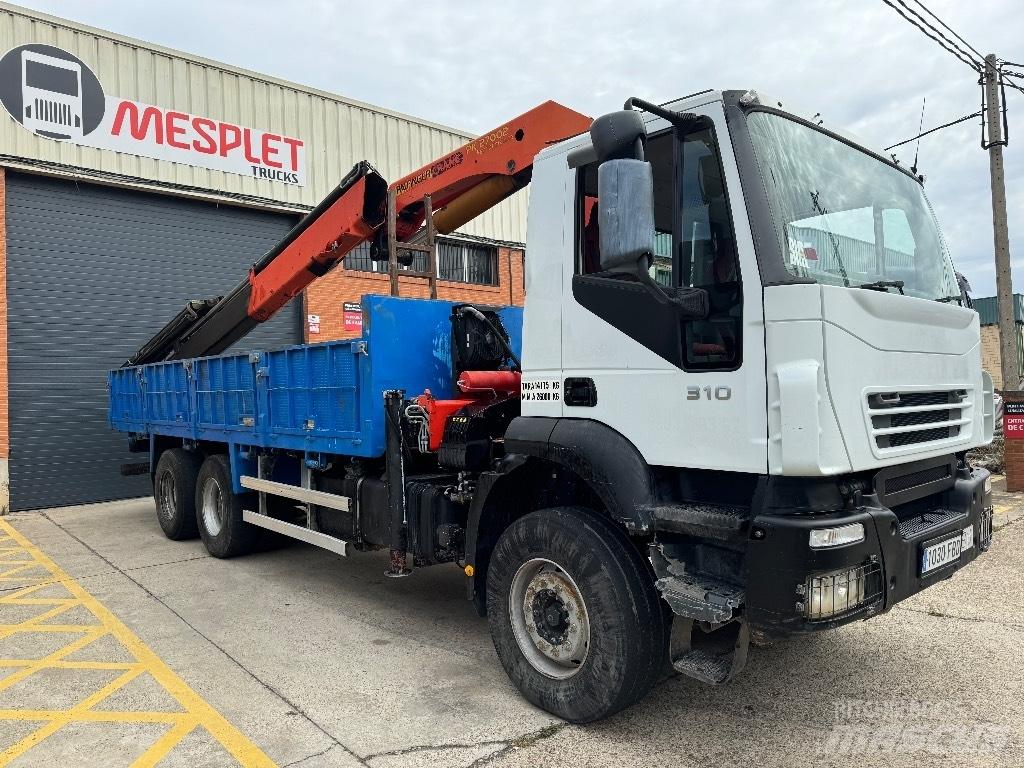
[{"x1": 0, "y1": 490, "x2": 1020, "y2": 767}]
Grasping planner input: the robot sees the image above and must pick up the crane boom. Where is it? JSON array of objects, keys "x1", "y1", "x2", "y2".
[{"x1": 125, "y1": 101, "x2": 591, "y2": 367}]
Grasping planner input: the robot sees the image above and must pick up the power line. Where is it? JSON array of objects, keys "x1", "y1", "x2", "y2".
[
  {"x1": 908, "y1": 0, "x2": 985, "y2": 61},
  {"x1": 885, "y1": 0, "x2": 1023, "y2": 99},
  {"x1": 879, "y1": 2, "x2": 1021, "y2": 144},
  {"x1": 881, "y1": 0, "x2": 981, "y2": 70},
  {"x1": 884, "y1": 110, "x2": 982, "y2": 150},
  {"x1": 895, "y1": 0, "x2": 982, "y2": 68},
  {"x1": 997, "y1": 65, "x2": 1024, "y2": 97}
]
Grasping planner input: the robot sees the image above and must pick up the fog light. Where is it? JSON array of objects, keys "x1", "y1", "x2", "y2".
[
  {"x1": 809, "y1": 523, "x2": 864, "y2": 549},
  {"x1": 806, "y1": 566, "x2": 870, "y2": 620}
]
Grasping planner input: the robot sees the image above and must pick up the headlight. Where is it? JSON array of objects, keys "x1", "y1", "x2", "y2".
[
  {"x1": 809, "y1": 523, "x2": 864, "y2": 549},
  {"x1": 805, "y1": 565, "x2": 876, "y2": 620},
  {"x1": 984, "y1": 475, "x2": 992, "y2": 495}
]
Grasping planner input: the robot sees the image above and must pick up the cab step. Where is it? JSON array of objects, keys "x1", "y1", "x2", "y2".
[
  {"x1": 649, "y1": 540, "x2": 745, "y2": 623},
  {"x1": 646, "y1": 502, "x2": 749, "y2": 541},
  {"x1": 669, "y1": 618, "x2": 750, "y2": 685},
  {"x1": 653, "y1": 566, "x2": 745, "y2": 624}
]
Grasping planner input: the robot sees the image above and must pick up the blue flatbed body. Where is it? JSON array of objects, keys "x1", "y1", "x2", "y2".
[{"x1": 109, "y1": 295, "x2": 523, "y2": 460}]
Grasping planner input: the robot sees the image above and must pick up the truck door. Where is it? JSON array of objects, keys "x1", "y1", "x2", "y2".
[{"x1": 560, "y1": 102, "x2": 768, "y2": 473}]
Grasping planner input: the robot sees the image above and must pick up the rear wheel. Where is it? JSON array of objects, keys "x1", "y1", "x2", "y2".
[
  {"x1": 153, "y1": 448, "x2": 201, "y2": 541},
  {"x1": 195, "y1": 455, "x2": 260, "y2": 558},
  {"x1": 486, "y1": 507, "x2": 667, "y2": 723}
]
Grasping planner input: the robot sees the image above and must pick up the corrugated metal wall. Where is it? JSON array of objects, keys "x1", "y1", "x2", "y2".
[
  {"x1": 4, "y1": 171, "x2": 300, "y2": 510},
  {"x1": 0, "y1": 4, "x2": 527, "y2": 243},
  {"x1": 971, "y1": 294, "x2": 1024, "y2": 326}
]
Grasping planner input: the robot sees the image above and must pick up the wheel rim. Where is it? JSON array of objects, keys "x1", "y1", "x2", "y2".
[
  {"x1": 156, "y1": 471, "x2": 177, "y2": 524},
  {"x1": 509, "y1": 557, "x2": 591, "y2": 680},
  {"x1": 200, "y1": 476, "x2": 226, "y2": 537}
]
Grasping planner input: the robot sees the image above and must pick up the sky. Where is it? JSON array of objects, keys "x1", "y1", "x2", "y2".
[{"x1": 13, "y1": 0, "x2": 1024, "y2": 298}]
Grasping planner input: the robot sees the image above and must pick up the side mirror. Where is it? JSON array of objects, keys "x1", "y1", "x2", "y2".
[
  {"x1": 597, "y1": 158, "x2": 656, "y2": 274},
  {"x1": 596, "y1": 157, "x2": 709, "y2": 321},
  {"x1": 590, "y1": 109, "x2": 647, "y2": 162}
]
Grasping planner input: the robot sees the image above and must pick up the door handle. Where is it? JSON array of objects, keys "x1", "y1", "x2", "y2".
[{"x1": 564, "y1": 378, "x2": 597, "y2": 407}]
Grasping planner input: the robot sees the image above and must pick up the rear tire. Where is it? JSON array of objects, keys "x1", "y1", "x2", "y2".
[
  {"x1": 486, "y1": 507, "x2": 667, "y2": 723},
  {"x1": 195, "y1": 455, "x2": 260, "y2": 558},
  {"x1": 153, "y1": 448, "x2": 202, "y2": 541}
]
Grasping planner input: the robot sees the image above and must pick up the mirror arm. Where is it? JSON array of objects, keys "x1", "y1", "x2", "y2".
[
  {"x1": 622, "y1": 97, "x2": 702, "y2": 130},
  {"x1": 634, "y1": 256, "x2": 709, "y2": 319}
]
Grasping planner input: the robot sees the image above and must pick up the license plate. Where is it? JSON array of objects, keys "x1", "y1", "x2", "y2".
[{"x1": 921, "y1": 526, "x2": 974, "y2": 575}]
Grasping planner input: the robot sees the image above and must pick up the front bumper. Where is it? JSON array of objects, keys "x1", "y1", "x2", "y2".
[{"x1": 745, "y1": 466, "x2": 992, "y2": 633}]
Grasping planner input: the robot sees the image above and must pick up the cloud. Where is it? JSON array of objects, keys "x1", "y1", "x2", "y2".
[{"x1": 16, "y1": 0, "x2": 1024, "y2": 297}]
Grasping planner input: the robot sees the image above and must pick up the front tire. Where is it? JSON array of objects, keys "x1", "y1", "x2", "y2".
[
  {"x1": 195, "y1": 455, "x2": 259, "y2": 558},
  {"x1": 486, "y1": 507, "x2": 667, "y2": 723},
  {"x1": 153, "y1": 448, "x2": 202, "y2": 541}
]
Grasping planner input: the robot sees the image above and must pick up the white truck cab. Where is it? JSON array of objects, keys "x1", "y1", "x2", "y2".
[
  {"x1": 522, "y1": 89, "x2": 993, "y2": 476},
  {"x1": 498, "y1": 89, "x2": 994, "y2": 695}
]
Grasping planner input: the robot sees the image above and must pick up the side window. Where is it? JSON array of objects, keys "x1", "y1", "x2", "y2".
[
  {"x1": 573, "y1": 123, "x2": 742, "y2": 371},
  {"x1": 679, "y1": 129, "x2": 742, "y2": 369}
]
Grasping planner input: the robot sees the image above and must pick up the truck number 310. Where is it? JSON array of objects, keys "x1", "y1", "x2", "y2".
[{"x1": 687, "y1": 385, "x2": 732, "y2": 401}]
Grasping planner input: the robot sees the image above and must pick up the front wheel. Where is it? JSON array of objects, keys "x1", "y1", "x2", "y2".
[{"x1": 486, "y1": 507, "x2": 667, "y2": 723}]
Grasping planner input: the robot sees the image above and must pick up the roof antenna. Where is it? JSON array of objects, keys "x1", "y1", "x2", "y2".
[{"x1": 911, "y1": 97, "x2": 926, "y2": 175}]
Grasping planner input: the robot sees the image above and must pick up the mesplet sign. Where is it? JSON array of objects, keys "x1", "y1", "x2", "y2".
[{"x1": 0, "y1": 44, "x2": 306, "y2": 186}]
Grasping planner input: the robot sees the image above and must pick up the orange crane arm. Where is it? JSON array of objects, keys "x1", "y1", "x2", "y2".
[
  {"x1": 249, "y1": 100, "x2": 591, "y2": 319},
  {"x1": 125, "y1": 101, "x2": 591, "y2": 366}
]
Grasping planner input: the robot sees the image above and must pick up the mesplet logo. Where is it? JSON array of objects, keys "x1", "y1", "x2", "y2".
[{"x1": 0, "y1": 44, "x2": 104, "y2": 140}]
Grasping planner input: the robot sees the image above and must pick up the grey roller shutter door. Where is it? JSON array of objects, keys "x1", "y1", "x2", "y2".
[{"x1": 5, "y1": 172, "x2": 301, "y2": 510}]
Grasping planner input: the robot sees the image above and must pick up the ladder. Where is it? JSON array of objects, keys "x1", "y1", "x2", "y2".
[{"x1": 386, "y1": 190, "x2": 438, "y2": 299}]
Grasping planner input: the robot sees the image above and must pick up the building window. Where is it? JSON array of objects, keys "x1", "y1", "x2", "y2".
[
  {"x1": 439, "y1": 240, "x2": 498, "y2": 285},
  {"x1": 343, "y1": 239, "x2": 496, "y2": 286},
  {"x1": 343, "y1": 241, "x2": 428, "y2": 273}
]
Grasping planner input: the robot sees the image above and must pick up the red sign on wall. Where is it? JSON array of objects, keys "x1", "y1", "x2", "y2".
[
  {"x1": 1005, "y1": 402, "x2": 1024, "y2": 439},
  {"x1": 343, "y1": 302, "x2": 362, "y2": 332}
]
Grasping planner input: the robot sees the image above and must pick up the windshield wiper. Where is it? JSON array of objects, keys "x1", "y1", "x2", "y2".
[
  {"x1": 809, "y1": 191, "x2": 850, "y2": 286},
  {"x1": 857, "y1": 280, "x2": 905, "y2": 295},
  {"x1": 935, "y1": 294, "x2": 963, "y2": 304}
]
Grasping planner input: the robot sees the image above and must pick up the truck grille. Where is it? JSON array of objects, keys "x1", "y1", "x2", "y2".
[
  {"x1": 866, "y1": 389, "x2": 971, "y2": 452},
  {"x1": 883, "y1": 463, "x2": 952, "y2": 496},
  {"x1": 896, "y1": 507, "x2": 963, "y2": 538},
  {"x1": 34, "y1": 98, "x2": 76, "y2": 127}
]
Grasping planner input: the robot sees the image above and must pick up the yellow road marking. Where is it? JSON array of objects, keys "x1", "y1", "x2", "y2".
[
  {"x1": 1, "y1": 667, "x2": 145, "y2": 760},
  {"x1": 0, "y1": 710, "x2": 182, "y2": 724},
  {"x1": 0, "y1": 518, "x2": 277, "y2": 767},
  {"x1": 0, "y1": 660, "x2": 143, "y2": 670},
  {"x1": 133, "y1": 717, "x2": 200, "y2": 768}
]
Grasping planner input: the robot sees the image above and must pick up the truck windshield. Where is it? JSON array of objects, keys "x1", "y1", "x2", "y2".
[{"x1": 747, "y1": 111, "x2": 959, "y2": 301}]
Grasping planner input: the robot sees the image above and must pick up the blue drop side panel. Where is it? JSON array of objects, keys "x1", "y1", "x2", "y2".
[{"x1": 108, "y1": 295, "x2": 524, "y2": 460}]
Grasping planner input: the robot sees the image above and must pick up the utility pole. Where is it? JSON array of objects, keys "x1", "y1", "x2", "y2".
[{"x1": 985, "y1": 54, "x2": 1018, "y2": 391}]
